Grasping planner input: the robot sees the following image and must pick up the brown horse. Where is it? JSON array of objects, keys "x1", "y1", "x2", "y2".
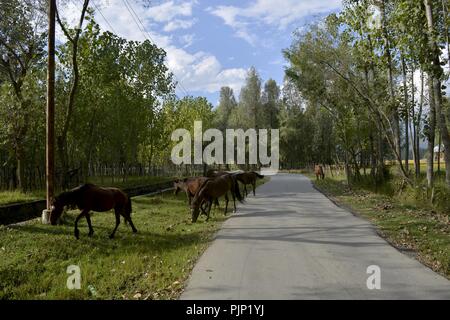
[
  {"x1": 191, "y1": 174, "x2": 244, "y2": 223},
  {"x1": 174, "y1": 177, "x2": 220, "y2": 215},
  {"x1": 315, "y1": 165, "x2": 325, "y2": 180},
  {"x1": 50, "y1": 184, "x2": 137, "y2": 239},
  {"x1": 174, "y1": 177, "x2": 210, "y2": 205},
  {"x1": 235, "y1": 171, "x2": 265, "y2": 197}
]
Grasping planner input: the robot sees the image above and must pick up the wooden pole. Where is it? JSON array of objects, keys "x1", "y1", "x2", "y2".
[{"x1": 46, "y1": 0, "x2": 56, "y2": 212}]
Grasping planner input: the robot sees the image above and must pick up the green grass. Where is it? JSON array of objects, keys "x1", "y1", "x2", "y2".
[
  {"x1": 0, "y1": 176, "x2": 175, "y2": 206},
  {"x1": 0, "y1": 191, "x2": 45, "y2": 206},
  {"x1": 87, "y1": 176, "x2": 176, "y2": 190},
  {"x1": 0, "y1": 178, "x2": 269, "y2": 300},
  {"x1": 309, "y1": 174, "x2": 450, "y2": 279}
]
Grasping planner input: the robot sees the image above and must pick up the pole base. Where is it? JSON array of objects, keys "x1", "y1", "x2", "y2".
[{"x1": 42, "y1": 209, "x2": 51, "y2": 225}]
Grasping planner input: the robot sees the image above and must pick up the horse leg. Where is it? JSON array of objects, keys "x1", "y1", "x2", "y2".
[
  {"x1": 214, "y1": 198, "x2": 219, "y2": 209},
  {"x1": 86, "y1": 214, "x2": 94, "y2": 237},
  {"x1": 206, "y1": 201, "x2": 213, "y2": 222},
  {"x1": 232, "y1": 189, "x2": 237, "y2": 213},
  {"x1": 110, "y1": 209, "x2": 121, "y2": 239},
  {"x1": 121, "y1": 206, "x2": 138, "y2": 234},
  {"x1": 74, "y1": 210, "x2": 88, "y2": 240},
  {"x1": 244, "y1": 184, "x2": 248, "y2": 197},
  {"x1": 224, "y1": 193, "x2": 229, "y2": 216},
  {"x1": 200, "y1": 200, "x2": 208, "y2": 216}
]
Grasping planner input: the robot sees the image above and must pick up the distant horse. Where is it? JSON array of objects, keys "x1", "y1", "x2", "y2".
[
  {"x1": 50, "y1": 184, "x2": 137, "y2": 239},
  {"x1": 191, "y1": 174, "x2": 244, "y2": 223},
  {"x1": 235, "y1": 171, "x2": 265, "y2": 197},
  {"x1": 314, "y1": 165, "x2": 325, "y2": 180},
  {"x1": 174, "y1": 177, "x2": 220, "y2": 214}
]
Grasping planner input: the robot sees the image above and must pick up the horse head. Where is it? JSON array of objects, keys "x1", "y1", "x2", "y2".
[
  {"x1": 50, "y1": 196, "x2": 65, "y2": 225},
  {"x1": 173, "y1": 179, "x2": 181, "y2": 195},
  {"x1": 173, "y1": 178, "x2": 188, "y2": 195}
]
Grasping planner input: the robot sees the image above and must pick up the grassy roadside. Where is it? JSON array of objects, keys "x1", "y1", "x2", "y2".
[
  {"x1": 307, "y1": 173, "x2": 450, "y2": 279},
  {"x1": 0, "y1": 176, "x2": 175, "y2": 206},
  {"x1": 0, "y1": 178, "x2": 269, "y2": 300}
]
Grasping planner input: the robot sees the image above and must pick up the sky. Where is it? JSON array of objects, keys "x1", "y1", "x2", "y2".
[{"x1": 60, "y1": 0, "x2": 343, "y2": 105}]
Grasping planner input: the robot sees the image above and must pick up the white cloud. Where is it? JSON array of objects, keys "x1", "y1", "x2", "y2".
[
  {"x1": 166, "y1": 49, "x2": 247, "y2": 94},
  {"x1": 179, "y1": 34, "x2": 196, "y2": 48},
  {"x1": 163, "y1": 19, "x2": 197, "y2": 32},
  {"x1": 145, "y1": 0, "x2": 195, "y2": 22},
  {"x1": 58, "y1": 0, "x2": 245, "y2": 96},
  {"x1": 209, "y1": 0, "x2": 342, "y2": 45}
]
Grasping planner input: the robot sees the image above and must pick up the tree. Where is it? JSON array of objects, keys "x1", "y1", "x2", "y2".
[
  {"x1": 215, "y1": 86, "x2": 237, "y2": 132},
  {"x1": 262, "y1": 79, "x2": 281, "y2": 129},
  {"x1": 0, "y1": 0, "x2": 46, "y2": 190}
]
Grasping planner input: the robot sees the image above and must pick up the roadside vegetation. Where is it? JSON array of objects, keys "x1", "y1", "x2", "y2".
[{"x1": 308, "y1": 169, "x2": 450, "y2": 279}]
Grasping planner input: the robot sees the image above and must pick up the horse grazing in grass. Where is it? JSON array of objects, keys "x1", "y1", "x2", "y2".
[
  {"x1": 191, "y1": 174, "x2": 244, "y2": 223},
  {"x1": 314, "y1": 165, "x2": 325, "y2": 180},
  {"x1": 235, "y1": 171, "x2": 265, "y2": 197},
  {"x1": 174, "y1": 177, "x2": 210, "y2": 205},
  {"x1": 174, "y1": 177, "x2": 220, "y2": 214},
  {"x1": 50, "y1": 184, "x2": 137, "y2": 239}
]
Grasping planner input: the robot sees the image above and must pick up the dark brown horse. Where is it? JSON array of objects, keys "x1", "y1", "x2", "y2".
[
  {"x1": 174, "y1": 177, "x2": 220, "y2": 215},
  {"x1": 191, "y1": 174, "x2": 244, "y2": 223},
  {"x1": 314, "y1": 165, "x2": 325, "y2": 180},
  {"x1": 50, "y1": 184, "x2": 137, "y2": 239},
  {"x1": 235, "y1": 171, "x2": 265, "y2": 197}
]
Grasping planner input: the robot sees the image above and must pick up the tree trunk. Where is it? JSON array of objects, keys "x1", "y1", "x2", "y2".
[
  {"x1": 402, "y1": 57, "x2": 409, "y2": 174},
  {"x1": 426, "y1": 76, "x2": 436, "y2": 188}
]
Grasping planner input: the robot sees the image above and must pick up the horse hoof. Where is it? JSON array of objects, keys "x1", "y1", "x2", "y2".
[
  {"x1": 88, "y1": 232, "x2": 94, "y2": 237},
  {"x1": 74, "y1": 230, "x2": 80, "y2": 240},
  {"x1": 133, "y1": 229, "x2": 138, "y2": 234},
  {"x1": 109, "y1": 235, "x2": 115, "y2": 239}
]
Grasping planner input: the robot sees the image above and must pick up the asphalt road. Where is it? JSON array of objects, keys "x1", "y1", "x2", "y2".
[{"x1": 180, "y1": 173, "x2": 450, "y2": 300}]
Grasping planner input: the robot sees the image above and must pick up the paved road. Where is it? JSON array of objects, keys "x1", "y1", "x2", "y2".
[{"x1": 181, "y1": 174, "x2": 450, "y2": 300}]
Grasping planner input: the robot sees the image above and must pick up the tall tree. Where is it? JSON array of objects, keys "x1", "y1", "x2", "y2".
[{"x1": 0, "y1": 0, "x2": 46, "y2": 190}]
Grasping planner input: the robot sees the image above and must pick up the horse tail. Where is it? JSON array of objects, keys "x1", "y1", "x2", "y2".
[
  {"x1": 253, "y1": 172, "x2": 265, "y2": 179},
  {"x1": 232, "y1": 176, "x2": 245, "y2": 203}
]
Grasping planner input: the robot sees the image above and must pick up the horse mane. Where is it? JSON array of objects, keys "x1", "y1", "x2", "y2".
[{"x1": 55, "y1": 184, "x2": 91, "y2": 208}]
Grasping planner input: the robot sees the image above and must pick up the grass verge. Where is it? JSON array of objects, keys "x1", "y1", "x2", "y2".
[
  {"x1": 308, "y1": 174, "x2": 450, "y2": 279},
  {"x1": 0, "y1": 178, "x2": 269, "y2": 300}
]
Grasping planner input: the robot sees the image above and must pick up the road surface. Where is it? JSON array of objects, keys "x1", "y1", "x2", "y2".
[{"x1": 181, "y1": 174, "x2": 450, "y2": 300}]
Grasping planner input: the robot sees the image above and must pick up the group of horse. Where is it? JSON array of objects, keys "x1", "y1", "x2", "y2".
[{"x1": 49, "y1": 170, "x2": 264, "y2": 239}]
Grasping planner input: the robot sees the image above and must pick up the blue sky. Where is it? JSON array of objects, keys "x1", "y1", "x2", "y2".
[{"x1": 62, "y1": 0, "x2": 343, "y2": 105}]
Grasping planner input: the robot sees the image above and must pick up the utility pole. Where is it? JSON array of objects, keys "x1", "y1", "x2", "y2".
[{"x1": 44, "y1": 0, "x2": 56, "y2": 223}]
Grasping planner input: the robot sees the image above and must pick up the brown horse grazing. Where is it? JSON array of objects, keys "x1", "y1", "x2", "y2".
[
  {"x1": 235, "y1": 171, "x2": 265, "y2": 197},
  {"x1": 191, "y1": 174, "x2": 244, "y2": 223},
  {"x1": 173, "y1": 177, "x2": 220, "y2": 215},
  {"x1": 315, "y1": 165, "x2": 325, "y2": 180},
  {"x1": 174, "y1": 177, "x2": 210, "y2": 205},
  {"x1": 50, "y1": 184, "x2": 137, "y2": 239}
]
